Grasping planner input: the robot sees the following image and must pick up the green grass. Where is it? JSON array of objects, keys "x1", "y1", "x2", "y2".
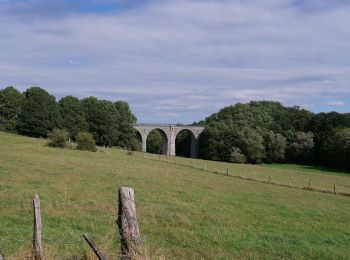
[
  {"x1": 0, "y1": 131, "x2": 350, "y2": 259},
  {"x1": 145, "y1": 154, "x2": 350, "y2": 194}
]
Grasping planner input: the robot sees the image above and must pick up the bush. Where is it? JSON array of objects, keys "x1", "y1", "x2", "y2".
[
  {"x1": 76, "y1": 132, "x2": 97, "y2": 152},
  {"x1": 229, "y1": 147, "x2": 246, "y2": 163},
  {"x1": 48, "y1": 129, "x2": 69, "y2": 148}
]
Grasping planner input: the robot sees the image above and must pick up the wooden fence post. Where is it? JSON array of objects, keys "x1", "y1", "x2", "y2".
[
  {"x1": 226, "y1": 168, "x2": 229, "y2": 175},
  {"x1": 334, "y1": 184, "x2": 336, "y2": 194},
  {"x1": 83, "y1": 234, "x2": 106, "y2": 260},
  {"x1": 33, "y1": 194, "x2": 42, "y2": 260},
  {"x1": 0, "y1": 250, "x2": 5, "y2": 260},
  {"x1": 309, "y1": 179, "x2": 311, "y2": 188},
  {"x1": 117, "y1": 187, "x2": 141, "y2": 259}
]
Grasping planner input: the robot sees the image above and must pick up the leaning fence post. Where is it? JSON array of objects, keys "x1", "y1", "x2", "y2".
[
  {"x1": 83, "y1": 234, "x2": 106, "y2": 260},
  {"x1": 117, "y1": 187, "x2": 142, "y2": 259},
  {"x1": 33, "y1": 194, "x2": 42, "y2": 260}
]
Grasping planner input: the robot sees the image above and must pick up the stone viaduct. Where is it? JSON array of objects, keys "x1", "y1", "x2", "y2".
[{"x1": 134, "y1": 124, "x2": 205, "y2": 158}]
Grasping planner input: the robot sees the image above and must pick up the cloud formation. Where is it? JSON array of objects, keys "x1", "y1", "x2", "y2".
[{"x1": 0, "y1": 0, "x2": 349, "y2": 123}]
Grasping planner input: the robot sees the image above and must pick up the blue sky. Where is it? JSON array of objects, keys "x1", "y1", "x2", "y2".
[{"x1": 0, "y1": 0, "x2": 349, "y2": 123}]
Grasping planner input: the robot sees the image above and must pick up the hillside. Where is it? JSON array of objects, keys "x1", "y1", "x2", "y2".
[{"x1": 0, "y1": 132, "x2": 350, "y2": 259}]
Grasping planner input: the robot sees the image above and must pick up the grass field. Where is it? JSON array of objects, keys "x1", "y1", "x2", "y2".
[{"x1": 0, "y1": 131, "x2": 350, "y2": 259}]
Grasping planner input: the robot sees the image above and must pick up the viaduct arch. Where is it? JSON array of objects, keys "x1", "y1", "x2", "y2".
[{"x1": 134, "y1": 124, "x2": 205, "y2": 158}]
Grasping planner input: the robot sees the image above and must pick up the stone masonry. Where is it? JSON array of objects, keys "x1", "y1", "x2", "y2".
[{"x1": 134, "y1": 124, "x2": 205, "y2": 158}]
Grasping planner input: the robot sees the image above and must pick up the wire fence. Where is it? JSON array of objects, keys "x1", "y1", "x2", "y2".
[{"x1": 138, "y1": 152, "x2": 350, "y2": 197}]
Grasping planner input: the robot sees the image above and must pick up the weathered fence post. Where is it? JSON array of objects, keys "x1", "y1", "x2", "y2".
[
  {"x1": 334, "y1": 184, "x2": 336, "y2": 194},
  {"x1": 268, "y1": 176, "x2": 271, "y2": 183},
  {"x1": 309, "y1": 179, "x2": 311, "y2": 188},
  {"x1": 33, "y1": 194, "x2": 42, "y2": 260},
  {"x1": 226, "y1": 168, "x2": 229, "y2": 175},
  {"x1": 117, "y1": 187, "x2": 142, "y2": 259},
  {"x1": 83, "y1": 234, "x2": 106, "y2": 260},
  {"x1": 0, "y1": 250, "x2": 5, "y2": 260}
]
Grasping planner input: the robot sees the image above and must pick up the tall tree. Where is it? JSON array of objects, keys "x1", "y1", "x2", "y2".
[
  {"x1": 58, "y1": 96, "x2": 87, "y2": 139},
  {"x1": 17, "y1": 87, "x2": 61, "y2": 137},
  {"x1": 323, "y1": 128, "x2": 350, "y2": 169},
  {"x1": 286, "y1": 131, "x2": 314, "y2": 162},
  {"x1": 81, "y1": 97, "x2": 118, "y2": 147},
  {"x1": 264, "y1": 131, "x2": 287, "y2": 163},
  {"x1": 0, "y1": 86, "x2": 24, "y2": 132},
  {"x1": 237, "y1": 127, "x2": 265, "y2": 164},
  {"x1": 114, "y1": 101, "x2": 137, "y2": 148}
]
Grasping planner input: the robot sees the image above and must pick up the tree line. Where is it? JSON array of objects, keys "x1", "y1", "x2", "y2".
[
  {"x1": 1, "y1": 86, "x2": 349, "y2": 170},
  {"x1": 0, "y1": 86, "x2": 137, "y2": 149},
  {"x1": 195, "y1": 101, "x2": 350, "y2": 170}
]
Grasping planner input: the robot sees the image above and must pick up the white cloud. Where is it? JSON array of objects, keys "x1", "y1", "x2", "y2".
[
  {"x1": 0, "y1": 0, "x2": 350, "y2": 123},
  {"x1": 325, "y1": 101, "x2": 346, "y2": 106}
]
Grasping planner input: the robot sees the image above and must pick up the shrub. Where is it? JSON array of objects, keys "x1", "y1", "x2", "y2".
[
  {"x1": 229, "y1": 147, "x2": 246, "y2": 163},
  {"x1": 48, "y1": 128, "x2": 69, "y2": 148},
  {"x1": 76, "y1": 132, "x2": 97, "y2": 152}
]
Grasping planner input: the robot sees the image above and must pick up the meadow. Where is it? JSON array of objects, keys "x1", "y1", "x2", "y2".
[{"x1": 0, "y1": 131, "x2": 350, "y2": 259}]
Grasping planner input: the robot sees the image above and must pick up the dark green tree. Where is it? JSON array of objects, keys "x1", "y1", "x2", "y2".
[
  {"x1": 0, "y1": 86, "x2": 25, "y2": 132},
  {"x1": 17, "y1": 87, "x2": 62, "y2": 137},
  {"x1": 146, "y1": 129, "x2": 166, "y2": 154},
  {"x1": 237, "y1": 127, "x2": 265, "y2": 164},
  {"x1": 81, "y1": 97, "x2": 118, "y2": 147},
  {"x1": 286, "y1": 131, "x2": 314, "y2": 162},
  {"x1": 58, "y1": 96, "x2": 88, "y2": 139},
  {"x1": 114, "y1": 101, "x2": 137, "y2": 148},
  {"x1": 198, "y1": 122, "x2": 239, "y2": 162},
  {"x1": 175, "y1": 130, "x2": 192, "y2": 158},
  {"x1": 264, "y1": 131, "x2": 287, "y2": 163},
  {"x1": 323, "y1": 128, "x2": 350, "y2": 169}
]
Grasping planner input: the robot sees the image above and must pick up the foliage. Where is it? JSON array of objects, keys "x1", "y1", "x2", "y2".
[
  {"x1": 76, "y1": 131, "x2": 97, "y2": 152},
  {"x1": 286, "y1": 131, "x2": 314, "y2": 162},
  {"x1": 146, "y1": 130, "x2": 166, "y2": 154},
  {"x1": 81, "y1": 97, "x2": 118, "y2": 147},
  {"x1": 264, "y1": 131, "x2": 287, "y2": 163},
  {"x1": 229, "y1": 147, "x2": 246, "y2": 163},
  {"x1": 81, "y1": 98, "x2": 137, "y2": 148},
  {"x1": 175, "y1": 130, "x2": 192, "y2": 158},
  {"x1": 58, "y1": 96, "x2": 88, "y2": 139},
  {"x1": 17, "y1": 87, "x2": 62, "y2": 137},
  {"x1": 237, "y1": 127, "x2": 265, "y2": 164},
  {"x1": 198, "y1": 101, "x2": 343, "y2": 167},
  {"x1": 323, "y1": 128, "x2": 350, "y2": 169},
  {"x1": 114, "y1": 101, "x2": 137, "y2": 148},
  {"x1": 0, "y1": 86, "x2": 25, "y2": 132},
  {"x1": 47, "y1": 128, "x2": 69, "y2": 148}
]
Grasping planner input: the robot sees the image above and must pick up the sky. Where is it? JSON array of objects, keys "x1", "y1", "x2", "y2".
[{"x1": 0, "y1": 0, "x2": 350, "y2": 123}]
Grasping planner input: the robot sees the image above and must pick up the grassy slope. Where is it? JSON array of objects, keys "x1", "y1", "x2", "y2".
[
  {"x1": 0, "y1": 132, "x2": 350, "y2": 259},
  {"x1": 146, "y1": 154, "x2": 350, "y2": 194}
]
